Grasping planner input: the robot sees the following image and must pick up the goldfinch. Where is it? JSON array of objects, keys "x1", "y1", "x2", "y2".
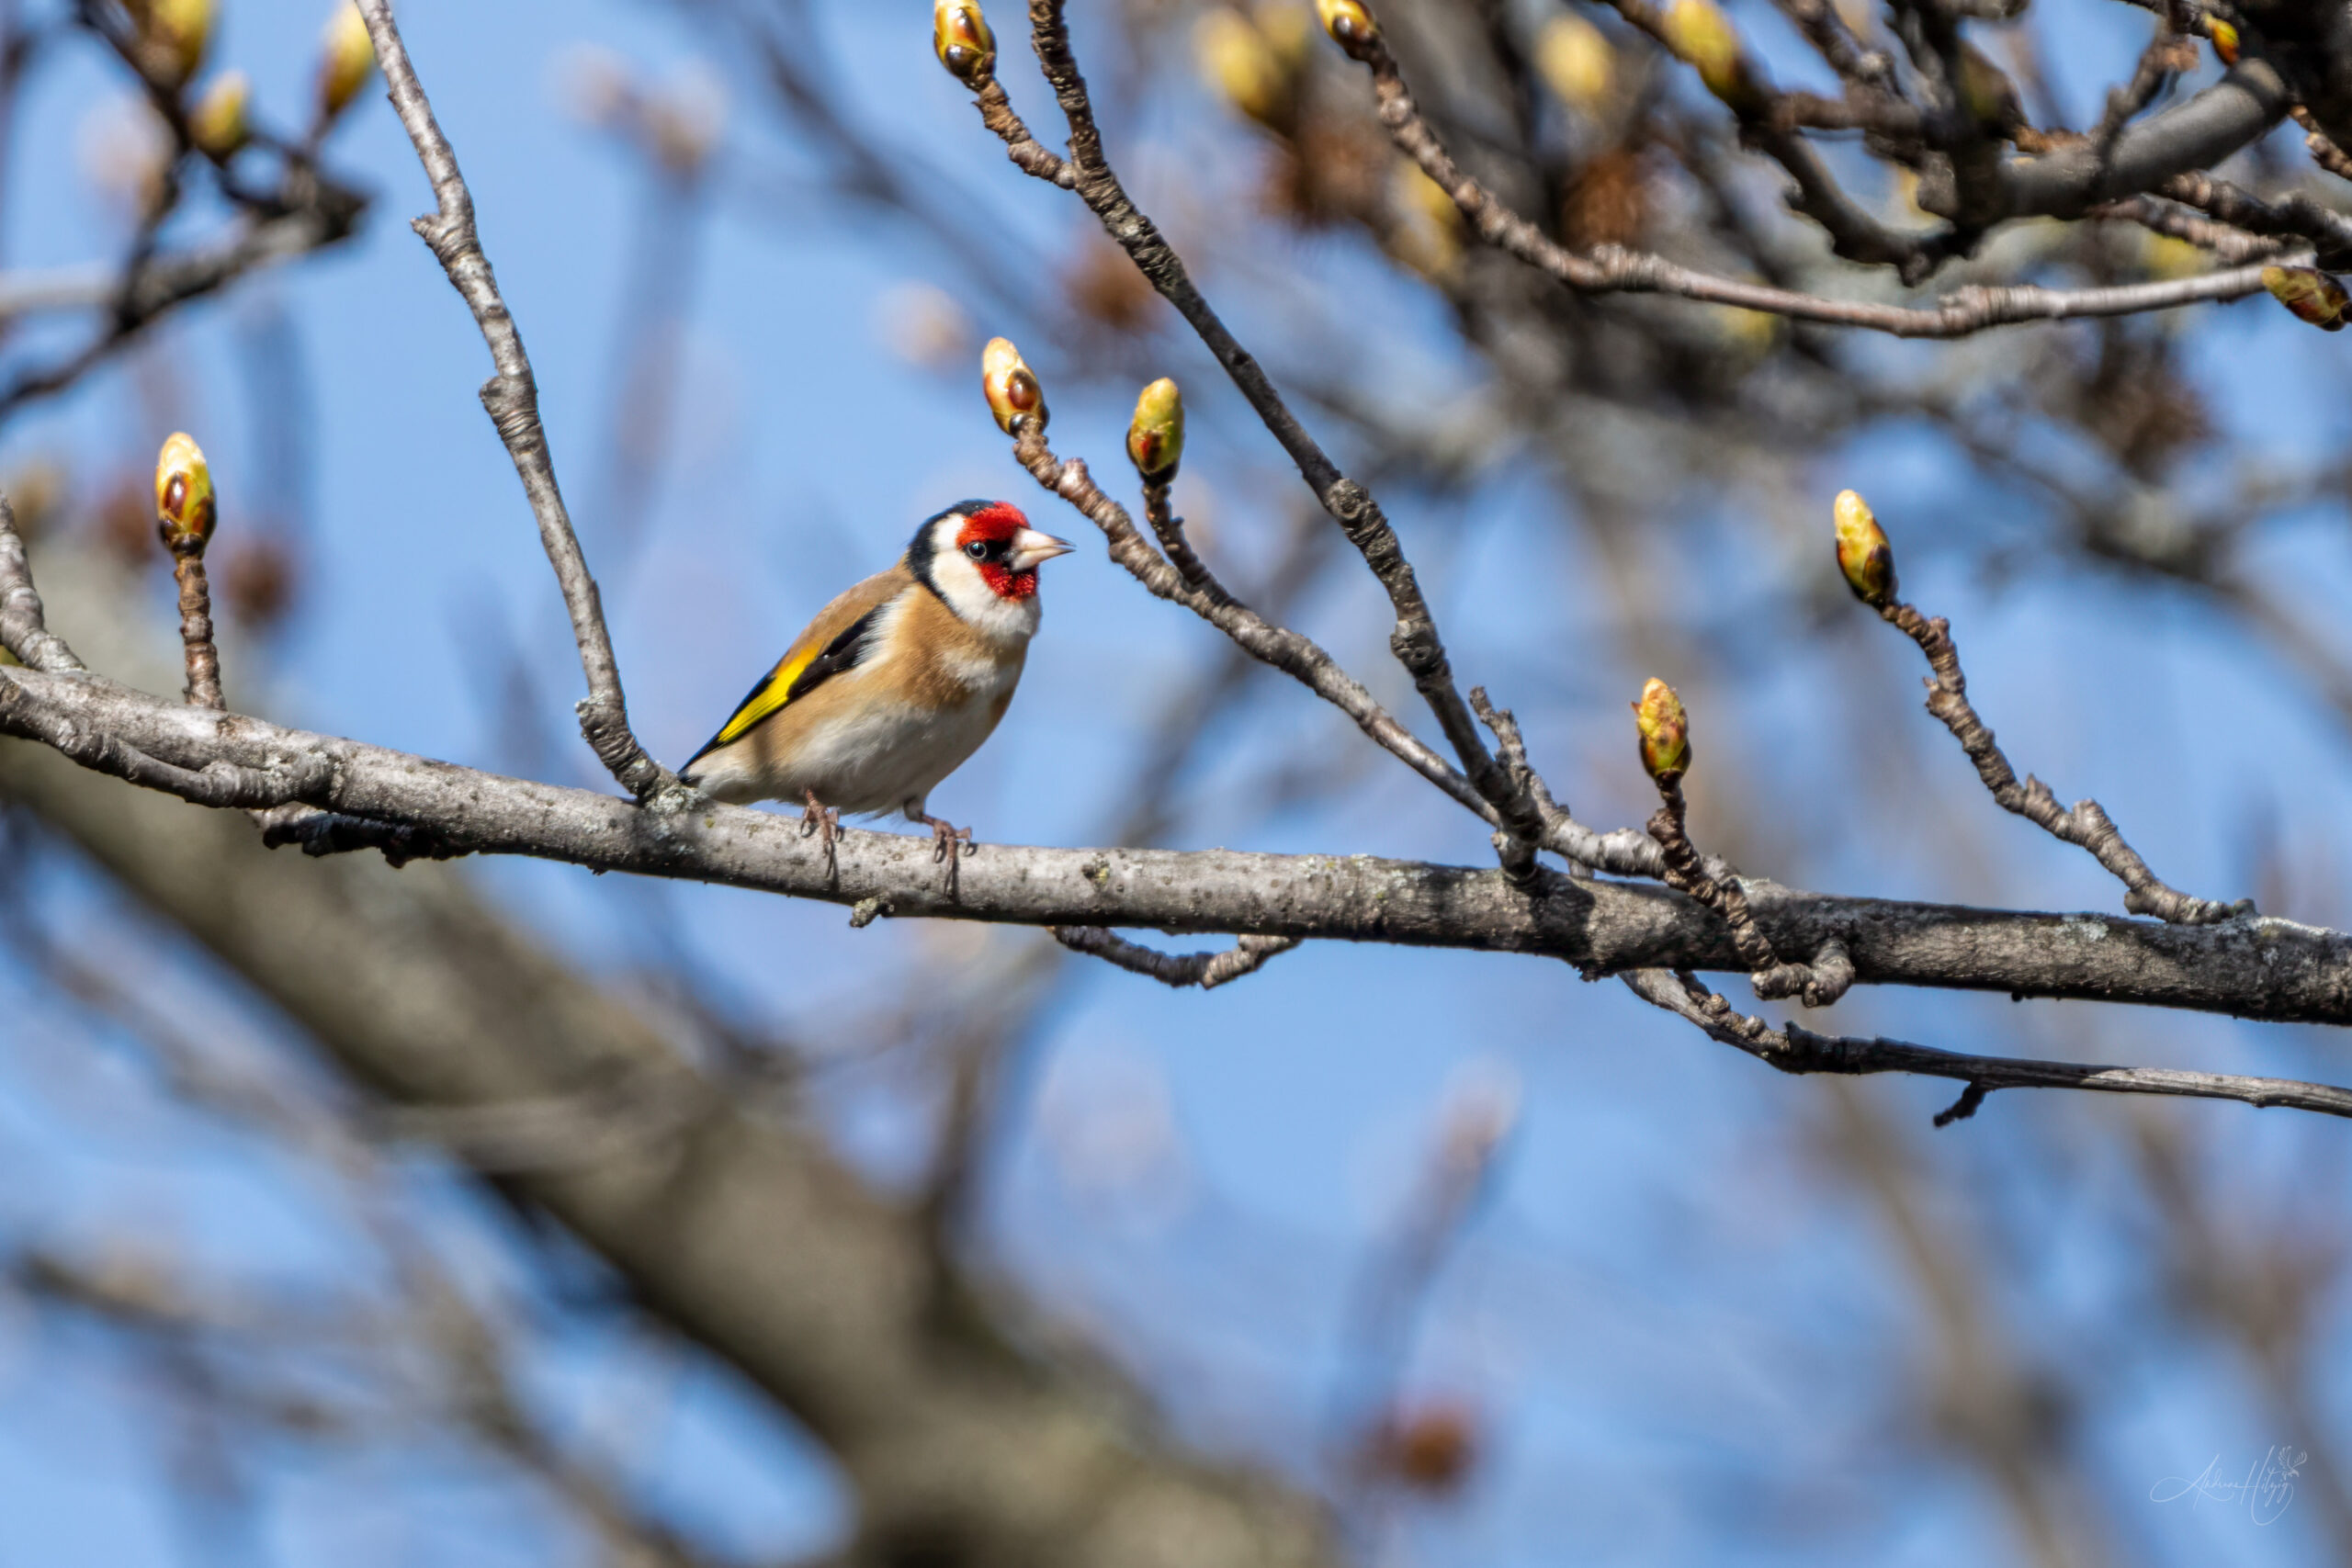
[{"x1": 680, "y1": 499, "x2": 1073, "y2": 883}]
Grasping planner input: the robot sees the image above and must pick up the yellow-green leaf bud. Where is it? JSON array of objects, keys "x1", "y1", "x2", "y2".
[
  {"x1": 1315, "y1": 0, "x2": 1380, "y2": 59},
  {"x1": 1633, "y1": 677, "x2": 1690, "y2": 784},
  {"x1": 2262, "y1": 265, "x2": 2351, "y2": 331},
  {"x1": 981, "y1": 335, "x2": 1046, "y2": 434},
  {"x1": 318, "y1": 2, "x2": 377, "y2": 125},
  {"x1": 933, "y1": 0, "x2": 998, "y2": 87},
  {"x1": 1536, "y1": 13, "x2": 1615, "y2": 117},
  {"x1": 1661, "y1": 0, "x2": 1747, "y2": 104},
  {"x1": 144, "y1": 0, "x2": 213, "y2": 86},
  {"x1": 154, "y1": 432, "x2": 217, "y2": 549},
  {"x1": 1832, "y1": 488, "x2": 1896, "y2": 607},
  {"x1": 2209, "y1": 18, "x2": 2239, "y2": 65},
  {"x1": 1126, "y1": 378, "x2": 1185, "y2": 479},
  {"x1": 189, "y1": 70, "x2": 252, "y2": 158}
]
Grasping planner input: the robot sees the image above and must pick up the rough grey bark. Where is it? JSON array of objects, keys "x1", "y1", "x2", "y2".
[{"x1": 3, "y1": 657, "x2": 2348, "y2": 1024}]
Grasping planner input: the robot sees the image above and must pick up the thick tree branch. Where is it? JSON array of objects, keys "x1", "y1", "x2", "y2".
[
  {"x1": 356, "y1": 1, "x2": 673, "y2": 804},
  {"x1": 4, "y1": 661, "x2": 2349, "y2": 1026}
]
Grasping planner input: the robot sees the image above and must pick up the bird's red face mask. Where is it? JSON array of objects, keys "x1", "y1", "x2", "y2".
[{"x1": 955, "y1": 503, "x2": 1072, "y2": 600}]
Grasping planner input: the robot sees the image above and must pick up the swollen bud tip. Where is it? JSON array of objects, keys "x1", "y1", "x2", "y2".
[
  {"x1": 1315, "y1": 0, "x2": 1381, "y2": 59},
  {"x1": 2262, "y1": 265, "x2": 2350, "y2": 332},
  {"x1": 933, "y1": 0, "x2": 998, "y2": 87},
  {"x1": 2208, "y1": 18, "x2": 2240, "y2": 65},
  {"x1": 154, "y1": 433, "x2": 217, "y2": 549},
  {"x1": 1127, "y1": 378, "x2": 1185, "y2": 479},
  {"x1": 1832, "y1": 489, "x2": 1896, "y2": 607},
  {"x1": 1633, "y1": 677, "x2": 1690, "y2": 785},
  {"x1": 143, "y1": 0, "x2": 214, "y2": 86},
  {"x1": 190, "y1": 70, "x2": 252, "y2": 158},
  {"x1": 981, "y1": 335, "x2": 1046, "y2": 434},
  {"x1": 1662, "y1": 0, "x2": 1750, "y2": 104},
  {"x1": 319, "y1": 2, "x2": 377, "y2": 125}
]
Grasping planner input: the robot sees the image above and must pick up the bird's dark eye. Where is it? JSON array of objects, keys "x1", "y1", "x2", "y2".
[{"x1": 964, "y1": 539, "x2": 992, "y2": 559}]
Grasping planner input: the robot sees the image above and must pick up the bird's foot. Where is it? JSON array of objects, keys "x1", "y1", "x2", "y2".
[
  {"x1": 916, "y1": 813, "x2": 974, "y2": 897},
  {"x1": 801, "y1": 790, "x2": 842, "y2": 879}
]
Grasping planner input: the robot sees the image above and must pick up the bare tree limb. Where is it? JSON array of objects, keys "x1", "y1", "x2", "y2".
[
  {"x1": 356, "y1": 0, "x2": 674, "y2": 804},
  {"x1": 5, "y1": 659, "x2": 2351, "y2": 1027}
]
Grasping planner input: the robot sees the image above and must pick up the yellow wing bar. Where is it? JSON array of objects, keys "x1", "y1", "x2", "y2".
[{"x1": 711, "y1": 646, "x2": 821, "y2": 749}]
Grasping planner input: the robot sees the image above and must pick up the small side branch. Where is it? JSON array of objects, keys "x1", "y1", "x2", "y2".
[
  {"x1": 0, "y1": 494, "x2": 84, "y2": 673},
  {"x1": 973, "y1": 3, "x2": 1547, "y2": 866},
  {"x1": 1623, "y1": 968, "x2": 2352, "y2": 1123},
  {"x1": 1875, "y1": 596, "x2": 2241, "y2": 924},
  {"x1": 356, "y1": 1, "x2": 674, "y2": 805},
  {"x1": 1052, "y1": 926, "x2": 1301, "y2": 990},
  {"x1": 1357, "y1": 39, "x2": 2289, "y2": 336}
]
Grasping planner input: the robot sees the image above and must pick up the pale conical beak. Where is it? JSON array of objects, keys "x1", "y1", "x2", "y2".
[{"x1": 1006, "y1": 527, "x2": 1075, "y2": 572}]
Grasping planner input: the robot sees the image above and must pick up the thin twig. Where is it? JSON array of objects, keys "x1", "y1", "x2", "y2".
[
  {"x1": 1624, "y1": 967, "x2": 2352, "y2": 1122},
  {"x1": 1360, "y1": 39, "x2": 2293, "y2": 337},
  {"x1": 1872, "y1": 594, "x2": 2242, "y2": 924},
  {"x1": 981, "y1": 3, "x2": 1547, "y2": 866},
  {"x1": 356, "y1": 0, "x2": 674, "y2": 804},
  {"x1": 1050, "y1": 925, "x2": 1301, "y2": 990},
  {"x1": 0, "y1": 492, "x2": 83, "y2": 672}
]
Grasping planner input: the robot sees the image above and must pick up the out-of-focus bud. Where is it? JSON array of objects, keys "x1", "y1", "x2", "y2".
[
  {"x1": 1, "y1": 459, "x2": 64, "y2": 544},
  {"x1": 1632, "y1": 677, "x2": 1689, "y2": 785},
  {"x1": 1956, "y1": 43, "x2": 2018, "y2": 130},
  {"x1": 981, "y1": 335, "x2": 1046, "y2": 434},
  {"x1": 143, "y1": 0, "x2": 214, "y2": 87},
  {"x1": 2262, "y1": 265, "x2": 2351, "y2": 331},
  {"x1": 318, "y1": 2, "x2": 377, "y2": 127},
  {"x1": 1661, "y1": 0, "x2": 1749, "y2": 105},
  {"x1": 2209, "y1": 18, "x2": 2240, "y2": 65},
  {"x1": 933, "y1": 0, "x2": 997, "y2": 87},
  {"x1": 1373, "y1": 1399, "x2": 1480, "y2": 1495},
  {"x1": 1832, "y1": 488, "x2": 1896, "y2": 607},
  {"x1": 1535, "y1": 13, "x2": 1615, "y2": 117},
  {"x1": 1389, "y1": 158, "x2": 1462, "y2": 278},
  {"x1": 1126, "y1": 378, "x2": 1185, "y2": 480},
  {"x1": 154, "y1": 433, "x2": 217, "y2": 549},
  {"x1": 189, "y1": 71, "x2": 252, "y2": 158},
  {"x1": 1195, "y1": 11, "x2": 1289, "y2": 127},
  {"x1": 1315, "y1": 0, "x2": 1380, "y2": 59}
]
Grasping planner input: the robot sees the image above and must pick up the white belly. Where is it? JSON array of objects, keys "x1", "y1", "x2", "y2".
[{"x1": 775, "y1": 687, "x2": 1007, "y2": 816}]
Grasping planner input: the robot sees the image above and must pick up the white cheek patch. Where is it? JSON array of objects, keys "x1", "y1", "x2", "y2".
[{"x1": 932, "y1": 547, "x2": 1042, "y2": 646}]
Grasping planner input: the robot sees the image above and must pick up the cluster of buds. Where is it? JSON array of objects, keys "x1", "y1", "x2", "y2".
[
  {"x1": 981, "y1": 335, "x2": 1046, "y2": 434},
  {"x1": 189, "y1": 69, "x2": 251, "y2": 158},
  {"x1": 317, "y1": 1, "x2": 377, "y2": 130},
  {"x1": 1126, "y1": 378, "x2": 1185, "y2": 481},
  {"x1": 1832, "y1": 488, "x2": 1897, "y2": 608},
  {"x1": 124, "y1": 0, "x2": 214, "y2": 89},
  {"x1": 154, "y1": 432, "x2": 217, "y2": 551},
  {"x1": 1632, "y1": 677, "x2": 1689, "y2": 786},
  {"x1": 1314, "y1": 0, "x2": 1381, "y2": 61},
  {"x1": 933, "y1": 0, "x2": 997, "y2": 88},
  {"x1": 1660, "y1": 0, "x2": 1758, "y2": 109},
  {"x1": 2262, "y1": 265, "x2": 2350, "y2": 332}
]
